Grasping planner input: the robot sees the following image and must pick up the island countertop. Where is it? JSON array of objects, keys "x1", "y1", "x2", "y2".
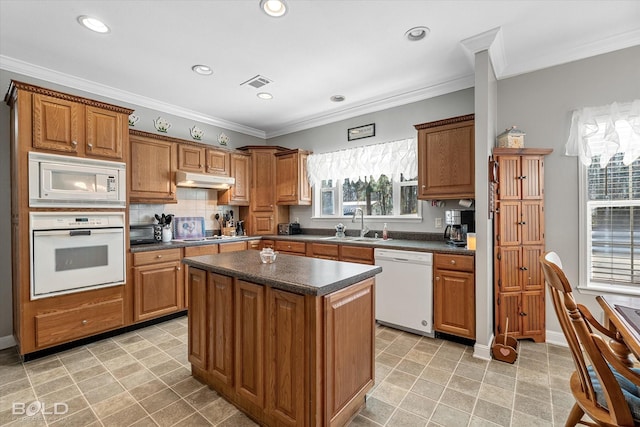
[{"x1": 182, "y1": 250, "x2": 382, "y2": 296}]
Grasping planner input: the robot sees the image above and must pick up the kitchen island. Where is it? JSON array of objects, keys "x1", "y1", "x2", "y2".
[{"x1": 183, "y1": 250, "x2": 382, "y2": 427}]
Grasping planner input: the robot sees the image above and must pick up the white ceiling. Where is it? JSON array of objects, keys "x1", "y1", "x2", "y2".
[{"x1": 1, "y1": 1, "x2": 639, "y2": 139}]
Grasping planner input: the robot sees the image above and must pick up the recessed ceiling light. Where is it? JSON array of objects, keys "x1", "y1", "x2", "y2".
[
  {"x1": 257, "y1": 92, "x2": 273, "y2": 100},
  {"x1": 405, "y1": 26, "x2": 430, "y2": 42},
  {"x1": 330, "y1": 95, "x2": 346, "y2": 102},
  {"x1": 260, "y1": 0, "x2": 287, "y2": 17},
  {"x1": 191, "y1": 65, "x2": 213, "y2": 76},
  {"x1": 77, "y1": 15, "x2": 110, "y2": 33}
]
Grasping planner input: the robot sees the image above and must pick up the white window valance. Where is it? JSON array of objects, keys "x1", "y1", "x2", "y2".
[
  {"x1": 306, "y1": 138, "x2": 417, "y2": 185},
  {"x1": 565, "y1": 100, "x2": 640, "y2": 168}
]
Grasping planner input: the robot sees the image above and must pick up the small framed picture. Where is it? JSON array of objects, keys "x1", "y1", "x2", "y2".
[{"x1": 348, "y1": 123, "x2": 375, "y2": 141}]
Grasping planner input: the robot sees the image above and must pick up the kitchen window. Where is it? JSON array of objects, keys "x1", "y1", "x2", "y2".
[
  {"x1": 570, "y1": 100, "x2": 640, "y2": 294},
  {"x1": 308, "y1": 138, "x2": 420, "y2": 219},
  {"x1": 316, "y1": 174, "x2": 420, "y2": 218}
]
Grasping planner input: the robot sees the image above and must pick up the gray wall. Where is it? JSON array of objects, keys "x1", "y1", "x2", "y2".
[
  {"x1": 268, "y1": 88, "x2": 475, "y2": 234},
  {"x1": 0, "y1": 70, "x2": 267, "y2": 345},
  {"x1": 497, "y1": 45, "x2": 640, "y2": 340}
]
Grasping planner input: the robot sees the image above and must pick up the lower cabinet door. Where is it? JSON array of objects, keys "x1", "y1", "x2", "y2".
[
  {"x1": 434, "y1": 268, "x2": 475, "y2": 339},
  {"x1": 266, "y1": 288, "x2": 305, "y2": 427},
  {"x1": 235, "y1": 280, "x2": 264, "y2": 407},
  {"x1": 188, "y1": 268, "x2": 208, "y2": 370},
  {"x1": 209, "y1": 273, "x2": 234, "y2": 386},
  {"x1": 134, "y1": 261, "x2": 183, "y2": 322}
]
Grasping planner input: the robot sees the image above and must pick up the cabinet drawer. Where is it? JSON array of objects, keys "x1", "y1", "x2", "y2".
[
  {"x1": 219, "y1": 241, "x2": 247, "y2": 253},
  {"x1": 434, "y1": 253, "x2": 474, "y2": 272},
  {"x1": 134, "y1": 249, "x2": 182, "y2": 266},
  {"x1": 307, "y1": 243, "x2": 339, "y2": 259},
  {"x1": 340, "y1": 245, "x2": 374, "y2": 264},
  {"x1": 184, "y1": 245, "x2": 219, "y2": 257},
  {"x1": 35, "y1": 299, "x2": 124, "y2": 348},
  {"x1": 275, "y1": 240, "x2": 306, "y2": 254}
]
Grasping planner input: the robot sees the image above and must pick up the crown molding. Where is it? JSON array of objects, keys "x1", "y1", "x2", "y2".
[
  {"x1": 499, "y1": 27, "x2": 640, "y2": 79},
  {"x1": 265, "y1": 74, "x2": 475, "y2": 138},
  {"x1": 0, "y1": 55, "x2": 267, "y2": 139},
  {"x1": 460, "y1": 27, "x2": 507, "y2": 77}
]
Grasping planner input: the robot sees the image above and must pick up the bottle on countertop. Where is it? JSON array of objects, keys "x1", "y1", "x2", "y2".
[{"x1": 382, "y1": 223, "x2": 388, "y2": 240}]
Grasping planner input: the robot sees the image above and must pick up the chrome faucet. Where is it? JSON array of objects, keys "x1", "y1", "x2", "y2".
[{"x1": 352, "y1": 208, "x2": 369, "y2": 237}]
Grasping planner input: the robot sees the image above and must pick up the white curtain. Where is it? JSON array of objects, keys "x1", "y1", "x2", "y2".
[
  {"x1": 565, "y1": 100, "x2": 640, "y2": 168},
  {"x1": 306, "y1": 138, "x2": 417, "y2": 185}
]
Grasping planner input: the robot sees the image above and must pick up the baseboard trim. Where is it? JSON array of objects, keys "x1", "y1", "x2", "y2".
[
  {"x1": 0, "y1": 334, "x2": 17, "y2": 350},
  {"x1": 473, "y1": 333, "x2": 494, "y2": 360},
  {"x1": 546, "y1": 330, "x2": 568, "y2": 347}
]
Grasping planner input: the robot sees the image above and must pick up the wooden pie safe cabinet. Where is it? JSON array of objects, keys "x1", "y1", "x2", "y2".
[{"x1": 492, "y1": 147, "x2": 553, "y2": 343}]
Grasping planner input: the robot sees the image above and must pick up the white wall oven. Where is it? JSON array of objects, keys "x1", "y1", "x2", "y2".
[
  {"x1": 29, "y1": 152, "x2": 126, "y2": 208},
  {"x1": 30, "y1": 212, "x2": 126, "y2": 300}
]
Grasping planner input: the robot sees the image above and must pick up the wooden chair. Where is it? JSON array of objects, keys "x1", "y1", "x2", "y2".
[{"x1": 540, "y1": 251, "x2": 640, "y2": 426}]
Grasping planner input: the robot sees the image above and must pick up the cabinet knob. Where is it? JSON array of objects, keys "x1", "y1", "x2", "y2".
[
  {"x1": 199, "y1": 164, "x2": 202, "y2": 168},
  {"x1": 519, "y1": 266, "x2": 529, "y2": 271},
  {"x1": 176, "y1": 266, "x2": 181, "y2": 271},
  {"x1": 435, "y1": 276, "x2": 440, "y2": 281},
  {"x1": 421, "y1": 185, "x2": 426, "y2": 189},
  {"x1": 157, "y1": 255, "x2": 163, "y2": 258},
  {"x1": 87, "y1": 143, "x2": 93, "y2": 150},
  {"x1": 81, "y1": 319, "x2": 88, "y2": 325},
  {"x1": 450, "y1": 260, "x2": 456, "y2": 265},
  {"x1": 71, "y1": 140, "x2": 78, "y2": 147},
  {"x1": 518, "y1": 221, "x2": 527, "y2": 225},
  {"x1": 519, "y1": 312, "x2": 527, "y2": 316}
]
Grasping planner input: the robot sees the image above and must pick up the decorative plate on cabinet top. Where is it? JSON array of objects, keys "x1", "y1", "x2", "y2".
[
  {"x1": 218, "y1": 132, "x2": 229, "y2": 146},
  {"x1": 153, "y1": 116, "x2": 172, "y2": 133},
  {"x1": 128, "y1": 114, "x2": 140, "y2": 126},
  {"x1": 190, "y1": 126, "x2": 204, "y2": 140}
]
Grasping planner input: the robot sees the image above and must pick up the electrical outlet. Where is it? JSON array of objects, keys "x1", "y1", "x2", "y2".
[{"x1": 435, "y1": 217, "x2": 443, "y2": 229}]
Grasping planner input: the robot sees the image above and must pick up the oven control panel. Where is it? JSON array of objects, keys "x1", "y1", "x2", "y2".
[{"x1": 30, "y1": 212, "x2": 125, "y2": 230}]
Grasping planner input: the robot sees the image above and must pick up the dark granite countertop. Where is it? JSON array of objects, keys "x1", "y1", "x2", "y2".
[
  {"x1": 263, "y1": 234, "x2": 475, "y2": 256},
  {"x1": 130, "y1": 233, "x2": 475, "y2": 256},
  {"x1": 183, "y1": 251, "x2": 382, "y2": 296},
  {"x1": 130, "y1": 235, "x2": 258, "y2": 253}
]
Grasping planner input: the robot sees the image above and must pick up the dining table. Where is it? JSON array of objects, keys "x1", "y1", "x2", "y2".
[{"x1": 596, "y1": 294, "x2": 640, "y2": 366}]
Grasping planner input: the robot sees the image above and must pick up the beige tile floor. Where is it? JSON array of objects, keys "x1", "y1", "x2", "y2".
[{"x1": 0, "y1": 316, "x2": 575, "y2": 426}]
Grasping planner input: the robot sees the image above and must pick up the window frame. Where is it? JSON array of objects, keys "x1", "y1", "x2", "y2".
[
  {"x1": 578, "y1": 158, "x2": 640, "y2": 296},
  {"x1": 312, "y1": 175, "x2": 422, "y2": 221}
]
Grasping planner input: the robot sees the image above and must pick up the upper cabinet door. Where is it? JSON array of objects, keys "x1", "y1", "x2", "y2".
[
  {"x1": 218, "y1": 153, "x2": 250, "y2": 206},
  {"x1": 85, "y1": 106, "x2": 125, "y2": 159},
  {"x1": 206, "y1": 149, "x2": 230, "y2": 176},
  {"x1": 276, "y1": 150, "x2": 312, "y2": 205},
  {"x1": 178, "y1": 144, "x2": 206, "y2": 173},
  {"x1": 130, "y1": 133, "x2": 177, "y2": 203},
  {"x1": 32, "y1": 93, "x2": 82, "y2": 154},
  {"x1": 416, "y1": 116, "x2": 475, "y2": 200},
  {"x1": 251, "y1": 150, "x2": 277, "y2": 211}
]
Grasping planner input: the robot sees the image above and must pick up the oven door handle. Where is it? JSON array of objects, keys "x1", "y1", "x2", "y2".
[{"x1": 69, "y1": 230, "x2": 91, "y2": 237}]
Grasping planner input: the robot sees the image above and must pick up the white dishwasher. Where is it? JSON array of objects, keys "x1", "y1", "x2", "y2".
[{"x1": 374, "y1": 248, "x2": 434, "y2": 336}]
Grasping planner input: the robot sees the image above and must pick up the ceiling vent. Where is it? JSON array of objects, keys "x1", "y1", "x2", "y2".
[{"x1": 241, "y1": 75, "x2": 272, "y2": 89}]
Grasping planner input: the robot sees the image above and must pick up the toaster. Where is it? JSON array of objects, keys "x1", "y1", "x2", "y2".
[{"x1": 278, "y1": 223, "x2": 301, "y2": 235}]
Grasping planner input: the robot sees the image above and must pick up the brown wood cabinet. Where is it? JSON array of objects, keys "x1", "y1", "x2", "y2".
[
  {"x1": 132, "y1": 249, "x2": 184, "y2": 322},
  {"x1": 275, "y1": 149, "x2": 312, "y2": 205},
  {"x1": 187, "y1": 269, "x2": 375, "y2": 427},
  {"x1": 242, "y1": 146, "x2": 290, "y2": 235},
  {"x1": 177, "y1": 144, "x2": 230, "y2": 176},
  {"x1": 340, "y1": 245, "x2": 375, "y2": 265},
  {"x1": 414, "y1": 114, "x2": 475, "y2": 200},
  {"x1": 219, "y1": 241, "x2": 248, "y2": 253},
  {"x1": 306, "y1": 243, "x2": 339, "y2": 260},
  {"x1": 129, "y1": 131, "x2": 177, "y2": 203},
  {"x1": 493, "y1": 148, "x2": 552, "y2": 343},
  {"x1": 6, "y1": 81, "x2": 131, "y2": 356},
  {"x1": 274, "y1": 240, "x2": 306, "y2": 256},
  {"x1": 218, "y1": 152, "x2": 250, "y2": 206},
  {"x1": 434, "y1": 253, "x2": 475, "y2": 339},
  {"x1": 31, "y1": 88, "x2": 130, "y2": 160}
]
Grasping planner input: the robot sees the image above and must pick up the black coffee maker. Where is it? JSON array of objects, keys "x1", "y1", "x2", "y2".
[{"x1": 444, "y1": 210, "x2": 475, "y2": 246}]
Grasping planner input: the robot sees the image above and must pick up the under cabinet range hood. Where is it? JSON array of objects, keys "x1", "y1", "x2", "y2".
[{"x1": 175, "y1": 171, "x2": 235, "y2": 189}]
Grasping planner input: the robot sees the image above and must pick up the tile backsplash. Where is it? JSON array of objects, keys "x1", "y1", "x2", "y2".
[{"x1": 130, "y1": 188, "x2": 226, "y2": 231}]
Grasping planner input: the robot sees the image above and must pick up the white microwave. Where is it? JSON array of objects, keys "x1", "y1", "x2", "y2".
[{"x1": 29, "y1": 152, "x2": 126, "y2": 208}]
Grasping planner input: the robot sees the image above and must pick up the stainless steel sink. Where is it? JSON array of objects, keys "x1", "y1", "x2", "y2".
[{"x1": 320, "y1": 236, "x2": 392, "y2": 242}]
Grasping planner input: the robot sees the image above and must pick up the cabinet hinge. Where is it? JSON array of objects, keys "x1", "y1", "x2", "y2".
[
  {"x1": 498, "y1": 278, "x2": 502, "y2": 288},
  {"x1": 497, "y1": 296, "x2": 500, "y2": 305},
  {"x1": 497, "y1": 252, "x2": 501, "y2": 260},
  {"x1": 497, "y1": 325, "x2": 501, "y2": 333}
]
